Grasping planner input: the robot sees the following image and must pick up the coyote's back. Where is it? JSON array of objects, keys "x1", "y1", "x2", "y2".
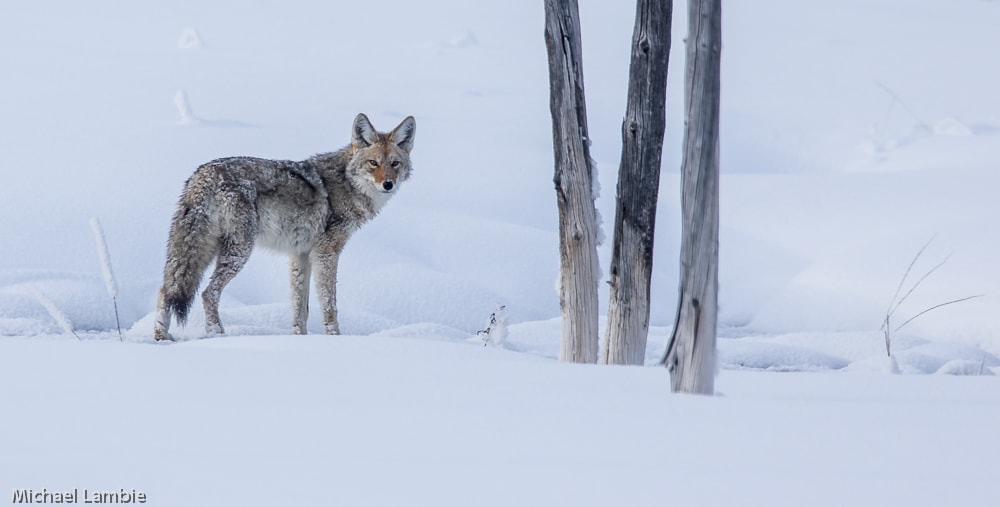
[{"x1": 154, "y1": 113, "x2": 415, "y2": 341}]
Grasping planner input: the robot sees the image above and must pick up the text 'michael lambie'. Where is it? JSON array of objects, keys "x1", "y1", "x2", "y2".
[{"x1": 11, "y1": 489, "x2": 146, "y2": 504}]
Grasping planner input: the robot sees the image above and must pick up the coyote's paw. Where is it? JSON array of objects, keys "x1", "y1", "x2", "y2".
[
  {"x1": 205, "y1": 322, "x2": 225, "y2": 336},
  {"x1": 154, "y1": 330, "x2": 175, "y2": 342},
  {"x1": 323, "y1": 322, "x2": 340, "y2": 335}
]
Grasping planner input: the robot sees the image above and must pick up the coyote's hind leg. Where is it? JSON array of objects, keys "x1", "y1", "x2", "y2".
[
  {"x1": 202, "y1": 237, "x2": 253, "y2": 336},
  {"x1": 153, "y1": 288, "x2": 175, "y2": 341}
]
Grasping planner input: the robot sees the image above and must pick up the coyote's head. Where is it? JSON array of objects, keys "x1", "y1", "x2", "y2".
[{"x1": 347, "y1": 113, "x2": 415, "y2": 197}]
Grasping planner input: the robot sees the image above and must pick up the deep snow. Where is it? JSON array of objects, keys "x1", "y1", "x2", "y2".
[
  {"x1": 2, "y1": 0, "x2": 999, "y2": 504},
  {"x1": 2, "y1": 335, "x2": 999, "y2": 506}
]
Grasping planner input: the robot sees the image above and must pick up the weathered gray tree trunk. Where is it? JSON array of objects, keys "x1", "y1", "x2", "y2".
[
  {"x1": 601, "y1": 0, "x2": 672, "y2": 366},
  {"x1": 662, "y1": 0, "x2": 721, "y2": 393},
  {"x1": 544, "y1": 0, "x2": 600, "y2": 363}
]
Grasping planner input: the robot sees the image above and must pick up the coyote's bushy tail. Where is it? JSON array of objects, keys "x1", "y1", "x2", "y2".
[{"x1": 161, "y1": 177, "x2": 218, "y2": 324}]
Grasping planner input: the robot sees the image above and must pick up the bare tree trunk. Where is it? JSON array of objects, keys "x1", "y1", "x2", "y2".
[
  {"x1": 602, "y1": 0, "x2": 672, "y2": 366},
  {"x1": 544, "y1": 0, "x2": 600, "y2": 363},
  {"x1": 662, "y1": 0, "x2": 721, "y2": 393}
]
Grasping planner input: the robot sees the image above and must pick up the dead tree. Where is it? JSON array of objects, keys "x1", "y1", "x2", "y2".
[
  {"x1": 662, "y1": 0, "x2": 721, "y2": 393},
  {"x1": 602, "y1": 0, "x2": 673, "y2": 366},
  {"x1": 544, "y1": 0, "x2": 600, "y2": 363}
]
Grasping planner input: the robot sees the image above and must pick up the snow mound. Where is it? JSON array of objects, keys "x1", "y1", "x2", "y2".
[
  {"x1": 718, "y1": 339, "x2": 850, "y2": 372},
  {"x1": 372, "y1": 322, "x2": 470, "y2": 341},
  {"x1": 892, "y1": 342, "x2": 1000, "y2": 375},
  {"x1": 420, "y1": 30, "x2": 479, "y2": 52},
  {"x1": 936, "y1": 359, "x2": 993, "y2": 376},
  {"x1": 448, "y1": 30, "x2": 478, "y2": 49},
  {"x1": 934, "y1": 117, "x2": 973, "y2": 137},
  {"x1": 177, "y1": 27, "x2": 203, "y2": 50},
  {"x1": 505, "y1": 318, "x2": 561, "y2": 359},
  {"x1": 0, "y1": 272, "x2": 140, "y2": 335}
]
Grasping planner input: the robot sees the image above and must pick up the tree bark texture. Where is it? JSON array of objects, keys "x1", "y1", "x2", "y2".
[
  {"x1": 663, "y1": 0, "x2": 721, "y2": 393},
  {"x1": 544, "y1": 0, "x2": 600, "y2": 363},
  {"x1": 601, "y1": 0, "x2": 672, "y2": 366}
]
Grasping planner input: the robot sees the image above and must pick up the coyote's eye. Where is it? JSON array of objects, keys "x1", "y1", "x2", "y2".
[
  {"x1": 367, "y1": 159, "x2": 378, "y2": 167},
  {"x1": 390, "y1": 161, "x2": 400, "y2": 168}
]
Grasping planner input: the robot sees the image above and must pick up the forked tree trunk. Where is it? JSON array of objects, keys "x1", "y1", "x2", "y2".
[
  {"x1": 544, "y1": 0, "x2": 600, "y2": 363},
  {"x1": 662, "y1": 0, "x2": 721, "y2": 393},
  {"x1": 602, "y1": 0, "x2": 672, "y2": 366}
]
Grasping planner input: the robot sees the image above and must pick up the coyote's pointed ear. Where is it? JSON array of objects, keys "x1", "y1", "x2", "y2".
[
  {"x1": 390, "y1": 116, "x2": 416, "y2": 153},
  {"x1": 352, "y1": 113, "x2": 377, "y2": 148}
]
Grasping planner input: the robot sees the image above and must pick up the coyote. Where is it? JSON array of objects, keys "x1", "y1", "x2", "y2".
[{"x1": 153, "y1": 114, "x2": 415, "y2": 341}]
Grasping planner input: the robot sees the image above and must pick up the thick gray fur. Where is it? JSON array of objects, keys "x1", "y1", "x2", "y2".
[{"x1": 154, "y1": 113, "x2": 415, "y2": 341}]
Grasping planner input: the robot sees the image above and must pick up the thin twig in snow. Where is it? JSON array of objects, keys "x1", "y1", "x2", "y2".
[
  {"x1": 894, "y1": 294, "x2": 985, "y2": 333},
  {"x1": 27, "y1": 285, "x2": 80, "y2": 340},
  {"x1": 882, "y1": 236, "x2": 935, "y2": 329},
  {"x1": 888, "y1": 254, "x2": 951, "y2": 321},
  {"x1": 881, "y1": 237, "x2": 982, "y2": 358},
  {"x1": 875, "y1": 81, "x2": 929, "y2": 128},
  {"x1": 90, "y1": 217, "x2": 123, "y2": 342}
]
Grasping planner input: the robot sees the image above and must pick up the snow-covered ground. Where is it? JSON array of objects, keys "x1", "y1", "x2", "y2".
[
  {"x1": 2, "y1": 0, "x2": 998, "y2": 505},
  {"x1": 3, "y1": 335, "x2": 998, "y2": 506}
]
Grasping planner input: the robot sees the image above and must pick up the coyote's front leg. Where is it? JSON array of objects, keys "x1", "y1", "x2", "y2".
[
  {"x1": 313, "y1": 240, "x2": 344, "y2": 335},
  {"x1": 289, "y1": 252, "x2": 311, "y2": 334}
]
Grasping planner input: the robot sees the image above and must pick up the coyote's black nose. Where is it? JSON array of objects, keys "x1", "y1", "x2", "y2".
[{"x1": 382, "y1": 181, "x2": 394, "y2": 191}]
